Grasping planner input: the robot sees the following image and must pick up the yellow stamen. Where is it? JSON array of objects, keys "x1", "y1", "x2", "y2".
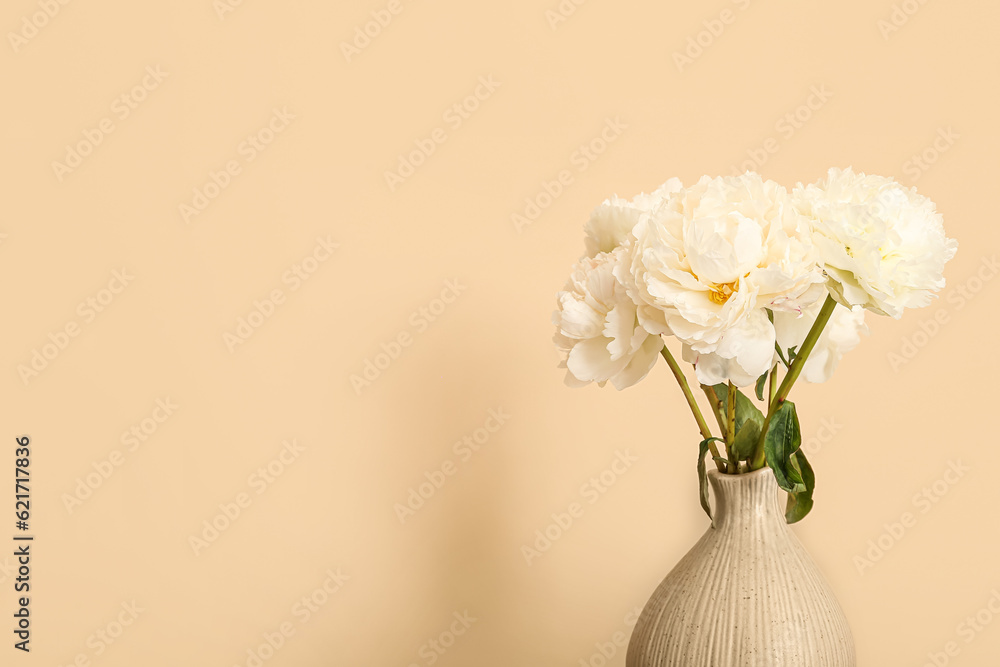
[{"x1": 709, "y1": 281, "x2": 738, "y2": 304}]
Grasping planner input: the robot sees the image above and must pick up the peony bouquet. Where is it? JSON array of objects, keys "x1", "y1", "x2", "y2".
[{"x1": 552, "y1": 168, "x2": 957, "y2": 523}]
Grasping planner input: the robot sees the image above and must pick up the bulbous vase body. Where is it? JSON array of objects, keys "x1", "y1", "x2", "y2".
[{"x1": 626, "y1": 467, "x2": 855, "y2": 666}]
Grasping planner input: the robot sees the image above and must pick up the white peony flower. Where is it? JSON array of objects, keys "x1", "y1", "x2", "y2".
[
  {"x1": 772, "y1": 300, "x2": 868, "y2": 384},
  {"x1": 552, "y1": 248, "x2": 663, "y2": 390},
  {"x1": 680, "y1": 311, "x2": 778, "y2": 387},
  {"x1": 620, "y1": 173, "x2": 826, "y2": 386},
  {"x1": 681, "y1": 302, "x2": 868, "y2": 387},
  {"x1": 793, "y1": 167, "x2": 958, "y2": 318},
  {"x1": 584, "y1": 178, "x2": 683, "y2": 257}
]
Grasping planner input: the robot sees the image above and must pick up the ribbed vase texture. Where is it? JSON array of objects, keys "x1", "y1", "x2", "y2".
[{"x1": 626, "y1": 467, "x2": 856, "y2": 666}]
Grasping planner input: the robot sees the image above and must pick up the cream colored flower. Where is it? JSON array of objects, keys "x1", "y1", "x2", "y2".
[
  {"x1": 793, "y1": 167, "x2": 958, "y2": 318},
  {"x1": 552, "y1": 248, "x2": 663, "y2": 390},
  {"x1": 681, "y1": 312, "x2": 777, "y2": 386},
  {"x1": 584, "y1": 178, "x2": 683, "y2": 257},
  {"x1": 621, "y1": 173, "x2": 825, "y2": 385},
  {"x1": 772, "y1": 300, "x2": 868, "y2": 383}
]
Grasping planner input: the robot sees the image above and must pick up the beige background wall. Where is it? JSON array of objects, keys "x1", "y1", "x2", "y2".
[{"x1": 2, "y1": 0, "x2": 998, "y2": 665}]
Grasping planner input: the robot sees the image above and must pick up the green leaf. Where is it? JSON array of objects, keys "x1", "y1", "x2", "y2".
[
  {"x1": 763, "y1": 401, "x2": 802, "y2": 492},
  {"x1": 761, "y1": 401, "x2": 815, "y2": 523},
  {"x1": 785, "y1": 448, "x2": 815, "y2": 524},
  {"x1": 755, "y1": 372, "x2": 768, "y2": 401},
  {"x1": 698, "y1": 437, "x2": 724, "y2": 523},
  {"x1": 731, "y1": 419, "x2": 762, "y2": 462},
  {"x1": 774, "y1": 343, "x2": 790, "y2": 368},
  {"x1": 711, "y1": 384, "x2": 765, "y2": 442}
]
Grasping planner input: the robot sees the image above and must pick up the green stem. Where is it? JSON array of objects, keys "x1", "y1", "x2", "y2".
[
  {"x1": 768, "y1": 363, "x2": 777, "y2": 404},
  {"x1": 767, "y1": 310, "x2": 791, "y2": 369},
  {"x1": 774, "y1": 343, "x2": 790, "y2": 368},
  {"x1": 726, "y1": 382, "x2": 737, "y2": 474},
  {"x1": 660, "y1": 345, "x2": 725, "y2": 472},
  {"x1": 750, "y1": 294, "x2": 838, "y2": 470},
  {"x1": 701, "y1": 384, "x2": 726, "y2": 434}
]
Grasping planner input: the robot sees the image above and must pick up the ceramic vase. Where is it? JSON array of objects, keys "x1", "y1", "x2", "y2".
[{"x1": 626, "y1": 466, "x2": 856, "y2": 666}]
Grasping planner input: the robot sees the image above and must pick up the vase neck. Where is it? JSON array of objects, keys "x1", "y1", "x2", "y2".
[{"x1": 708, "y1": 468, "x2": 785, "y2": 529}]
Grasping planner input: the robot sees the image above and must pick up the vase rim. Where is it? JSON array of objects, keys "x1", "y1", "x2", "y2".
[{"x1": 707, "y1": 466, "x2": 775, "y2": 480}]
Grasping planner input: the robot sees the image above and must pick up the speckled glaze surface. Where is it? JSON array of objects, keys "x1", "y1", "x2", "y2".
[{"x1": 626, "y1": 467, "x2": 855, "y2": 667}]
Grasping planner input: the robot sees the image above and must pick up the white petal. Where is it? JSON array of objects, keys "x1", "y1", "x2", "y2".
[
  {"x1": 567, "y1": 337, "x2": 627, "y2": 383},
  {"x1": 714, "y1": 310, "x2": 775, "y2": 381},
  {"x1": 611, "y1": 334, "x2": 663, "y2": 390}
]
